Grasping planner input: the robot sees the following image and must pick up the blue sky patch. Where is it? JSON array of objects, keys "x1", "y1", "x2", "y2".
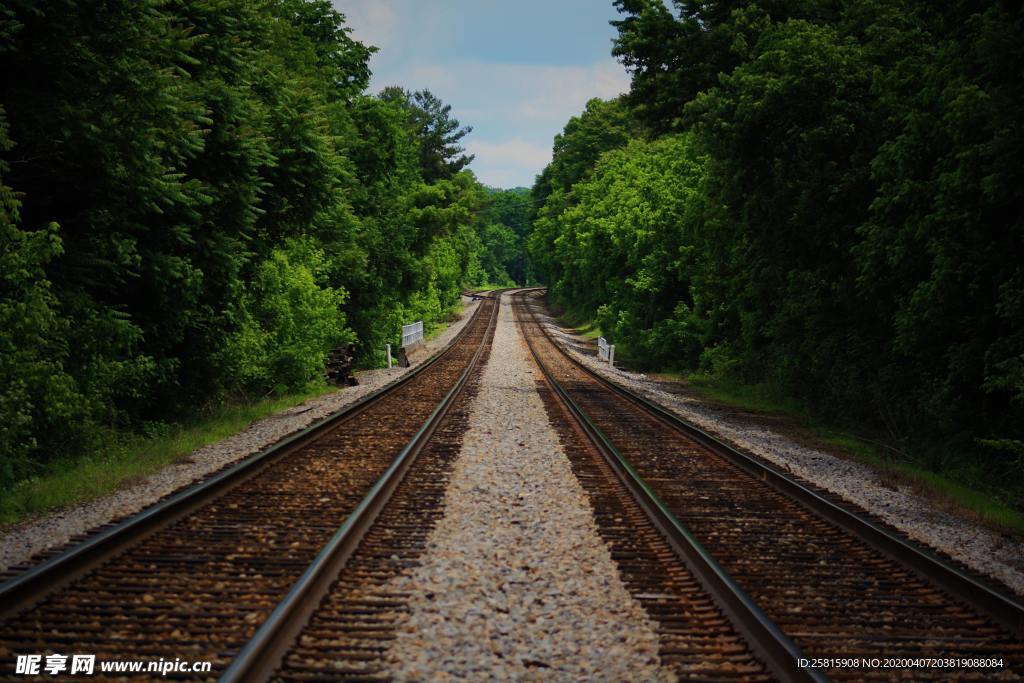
[{"x1": 337, "y1": 1, "x2": 630, "y2": 188}]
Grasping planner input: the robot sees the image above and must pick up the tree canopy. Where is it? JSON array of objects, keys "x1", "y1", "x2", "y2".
[
  {"x1": 530, "y1": 0, "x2": 1024, "y2": 504},
  {"x1": 0, "y1": 0, "x2": 525, "y2": 490},
  {"x1": 379, "y1": 87, "x2": 476, "y2": 183}
]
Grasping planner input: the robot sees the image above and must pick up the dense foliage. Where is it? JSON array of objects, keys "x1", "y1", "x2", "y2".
[
  {"x1": 530, "y1": 0, "x2": 1024, "y2": 500},
  {"x1": 0, "y1": 0, "x2": 523, "y2": 489}
]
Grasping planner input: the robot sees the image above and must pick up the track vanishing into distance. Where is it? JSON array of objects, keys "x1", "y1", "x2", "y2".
[
  {"x1": 0, "y1": 293, "x2": 501, "y2": 681},
  {"x1": 262, "y1": 342, "x2": 488, "y2": 682},
  {"x1": 514, "y1": 288, "x2": 1024, "y2": 681},
  {"x1": 1, "y1": 287, "x2": 1021, "y2": 682},
  {"x1": 225, "y1": 293, "x2": 499, "y2": 682}
]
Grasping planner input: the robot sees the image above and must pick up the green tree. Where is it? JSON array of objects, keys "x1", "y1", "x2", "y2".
[
  {"x1": 0, "y1": 0, "x2": 502, "y2": 489},
  {"x1": 379, "y1": 87, "x2": 475, "y2": 183},
  {"x1": 218, "y1": 238, "x2": 353, "y2": 392},
  {"x1": 0, "y1": 108, "x2": 83, "y2": 487},
  {"x1": 688, "y1": 19, "x2": 878, "y2": 408},
  {"x1": 532, "y1": 97, "x2": 639, "y2": 211},
  {"x1": 531, "y1": 0, "x2": 1024, "y2": 499},
  {"x1": 852, "y1": 1, "x2": 1024, "y2": 467},
  {"x1": 611, "y1": 0, "x2": 842, "y2": 132},
  {"x1": 530, "y1": 97, "x2": 641, "y2": 285},
  {"x1": 545, "y1": 134, "x2": 708, "y2": 365},
  {"x1": 481, "y1": 187, "x2": 530, "y2": 284}
]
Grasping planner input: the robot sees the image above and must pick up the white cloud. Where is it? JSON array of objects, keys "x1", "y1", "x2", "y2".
[
  {"x1": 473, "y1": 168, "x2": 537, "y2": 190},
  {"x1": 376, "y1": 59, "x2": 629, "y2": 186},
  {"x1": 466, "y1": 139, "x2": 551, "y2": 170},
  {"x1": 336, "y1": 0, "x2": 452, "y2": 73},
  {"x1": 334, "y1": 2, "x2": 632, "y2": 186},
  {"x1": 370, "y1": 59, "x2": 629, "y2": 127},
  {"x1": 468, "y1": 141, "x2": 548, "y2": 188},
  {"x1": 403, "y1": 63, "x2": 460, "y2": 91},
  {"x1": 501, "y1": 61, "x2": 630, "y2": 123},
  {"x1": 337, "y1": 1, "x2": 398, "y2": 52}
]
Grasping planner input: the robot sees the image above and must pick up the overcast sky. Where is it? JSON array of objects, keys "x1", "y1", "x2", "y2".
[{"x1": 335, "y1": 1, "x2": 631, "y2": 188}]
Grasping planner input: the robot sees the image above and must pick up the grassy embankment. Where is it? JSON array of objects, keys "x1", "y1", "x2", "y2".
[
  {"x1": 556, "y1": 312, "x2": 1024, "y2": 539},
  {"x1": 557, "y1": 310, "x2": 603, "y2": 341},
  {"x1": 0, "y1": 384, "x2": 335, "y2": 526},
  {"x1": 424, "y1": 299, "x2": 468, "y2": 341},
  {"x1": 680, "y1": 375, "x2": 1024, "y2": 537},
  {"x1": 0, "y1": 295, "x2": 481, "y2": 528}
]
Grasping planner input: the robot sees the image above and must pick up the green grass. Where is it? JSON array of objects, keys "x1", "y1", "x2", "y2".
[
  {"x1": 551, "y1": 310, "x2": 1024, "y2": 538},
  {"x1": 572, "y1": 320, "x2": 603, "y2": 341},
  {"x1": 0, "y1": 383, "x2": 335, "y2": 527},
  {"x1": 685, "y1": 373, "x2": 805, "y2": 415},
  {"x1": 681, "y1": 374, "x2": 1024, "y2": 538},
  {"x1": 424, "y1": 300, "x2": 466, "y2": 341},
  {"x1": 467, "y1": 282, "x2": 516, "y2": 294},
  {"x1": 552, "y1": 308, "x2": 603, "y2": 340},
  {"x1": 855, "y1": 448, "x2": 1024, "y2": 535}
]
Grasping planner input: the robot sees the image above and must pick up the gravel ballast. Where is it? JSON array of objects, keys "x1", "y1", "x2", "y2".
[
  {"x1": 533, "y1": 301, "x2": 1024, "y2": 598},
  {"x1": 0, "y1": 296, "x2": 481, "y2": 573},
  {"x1": 384, "y1": 295, "x2": 671, "y2": 681}
]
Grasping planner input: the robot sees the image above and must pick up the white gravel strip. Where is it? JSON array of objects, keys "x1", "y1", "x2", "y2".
[
  {"x1": 532, "y1": 300, "x2": 1024, "y2": 598},
  {"x1": 385, "y1": 295, "x2": 672, "y2": 681},
  {"x1": 0, "y1": 297, "x2": 481, "y2": 573}
]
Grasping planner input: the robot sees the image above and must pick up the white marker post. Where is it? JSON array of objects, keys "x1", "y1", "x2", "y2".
[
  {"x1": 386, "y1": 343, "x2": 392, "y2": 369},
  {"x1": 598, "y1": 336, "x2": 615, "y2": 367}
]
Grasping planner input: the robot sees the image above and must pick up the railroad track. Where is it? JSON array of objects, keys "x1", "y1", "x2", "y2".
[
  {"x1": 260, "y1": 341, "x2": 487, "y2": 682},
  {"x1": 234, "y1": 297, "x2": 498, "y2": 682},
  {"x1": 514, "y1": 288, "x2": 1024, "y2": 682},
  {"x1": 0, "y1": 292, "x2": 501, "y2": 681}
]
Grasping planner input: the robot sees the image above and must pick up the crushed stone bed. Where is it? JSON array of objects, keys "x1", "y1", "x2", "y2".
[
  {"x1": 0, "y1": 296, "x2": 480, "y2": 573},
  {"x1": 534, "y1": 304, "x2": 1024, "y2": 598},
  {"x1": 384, "y1": 295, "x2": 671, "y2": 681}
]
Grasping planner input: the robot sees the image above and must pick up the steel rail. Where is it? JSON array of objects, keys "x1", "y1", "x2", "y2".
[
  {"x1": 513, "y1": 291, "x2": 825, "y2": 683},
  {"x1": 219, "y1": 291, "x2": 502, "y2": 682},
  {"x1": 0, "y1": 292, "x2": 497, "y2": 621},
  {"x1": 518, "y1": 289, "x2": 1024, "y2": 639}
]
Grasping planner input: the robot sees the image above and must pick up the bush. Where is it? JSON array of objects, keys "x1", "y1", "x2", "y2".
[{"x1": 219, "y1": 239, "x2": 353, "y2": 393}]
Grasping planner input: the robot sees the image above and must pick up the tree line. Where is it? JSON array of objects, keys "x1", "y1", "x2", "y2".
[
  {"x1": 529, "y1": 0, "x2": 1024, "y2": 502},
  {"x1": 0, "y1": 0, "x2": 526, "y2": 489}
]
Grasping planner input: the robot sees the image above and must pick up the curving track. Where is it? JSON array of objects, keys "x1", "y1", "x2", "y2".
[
  {"x1": 0, "y1": 293, "x2": 500, "y2": 681},
  {"x1": 515, "y1": 288, "x2": 1024, "y2": 682}
]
